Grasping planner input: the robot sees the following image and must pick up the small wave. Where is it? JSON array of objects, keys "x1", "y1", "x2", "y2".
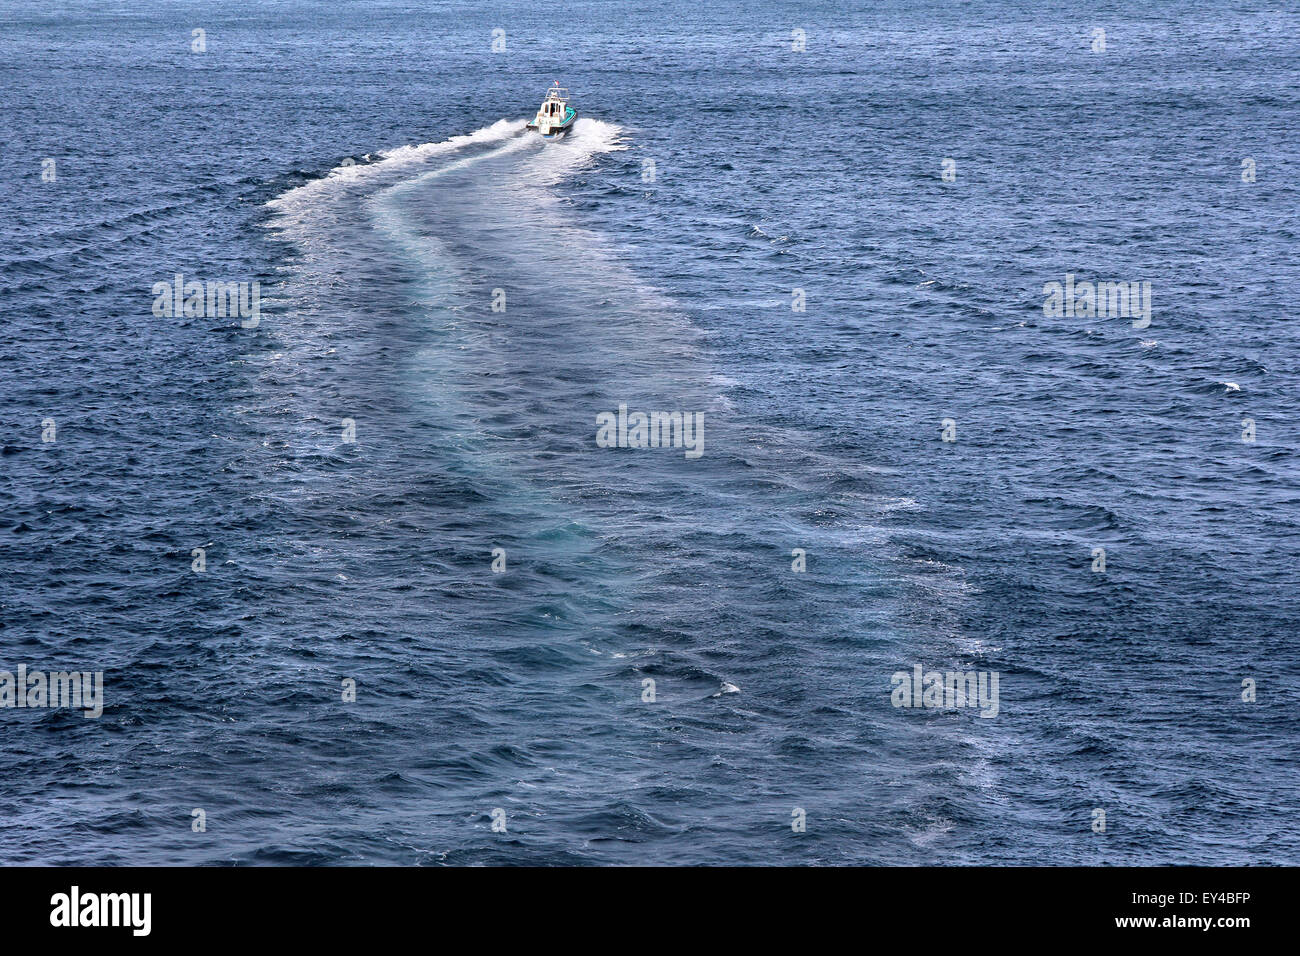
[{"x1": 748, "y1": 223, "x2": 789, "y2": 243}]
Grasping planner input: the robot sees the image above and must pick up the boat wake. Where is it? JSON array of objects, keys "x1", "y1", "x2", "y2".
[
  {"x1": 266, "y1": 118, "x2": 523, "y2": 233},
  {"x1": 266, "y1": 117, "x2": 624, "y2": 239},
  {"x1": 250, "y1": 115, "x2": 994, "y2": 852}
]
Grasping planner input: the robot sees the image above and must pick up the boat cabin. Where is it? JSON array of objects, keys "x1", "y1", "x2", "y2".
[{"x1": 541, "y1": 88, "x2": 569, "y2": 116}]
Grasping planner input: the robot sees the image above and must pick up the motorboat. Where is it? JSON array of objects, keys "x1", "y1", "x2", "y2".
[{"x1": 526, "y1": 83, "x2": 576, "y2": 138}]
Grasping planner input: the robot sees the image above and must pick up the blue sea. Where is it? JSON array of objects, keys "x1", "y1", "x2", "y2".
[{"x1": 2, "y1": 0, "x2": 1298, "y2": 865}]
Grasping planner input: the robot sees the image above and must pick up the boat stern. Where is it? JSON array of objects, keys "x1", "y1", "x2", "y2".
[{"x1": 528, "y1": 87, "x2": 576, "y2": 138}]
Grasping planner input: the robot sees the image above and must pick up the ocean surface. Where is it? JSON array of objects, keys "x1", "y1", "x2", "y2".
[{"x1": 1, "y1": 0, "x2": 1298, "y2": 865}]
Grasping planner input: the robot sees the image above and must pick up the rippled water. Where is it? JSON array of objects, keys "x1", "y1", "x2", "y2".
[{"x1": 2, "y1": 0, "x2": 1298, "y2": 865}]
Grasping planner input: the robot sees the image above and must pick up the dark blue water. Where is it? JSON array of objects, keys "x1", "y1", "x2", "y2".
[{"x1": 2, "y1": 0, "x2": 1298, "y2": 865}]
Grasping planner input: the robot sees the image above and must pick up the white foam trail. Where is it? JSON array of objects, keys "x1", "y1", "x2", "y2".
[
  {"x1": 265, "y1": 118, "x2": 524, "y2": 220},
  {"x1": 264, "y1": 117, "x2": 626, "y2": 241},
  {"x1": 375, "y1": 132, "x2": 540, "y2": 205},
  {"x1": 363, "y1": 115, "x2": 628, "y2": 293},
  {"x1": 521, "y1": 117, "x2": 627, "y2": 187}
]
